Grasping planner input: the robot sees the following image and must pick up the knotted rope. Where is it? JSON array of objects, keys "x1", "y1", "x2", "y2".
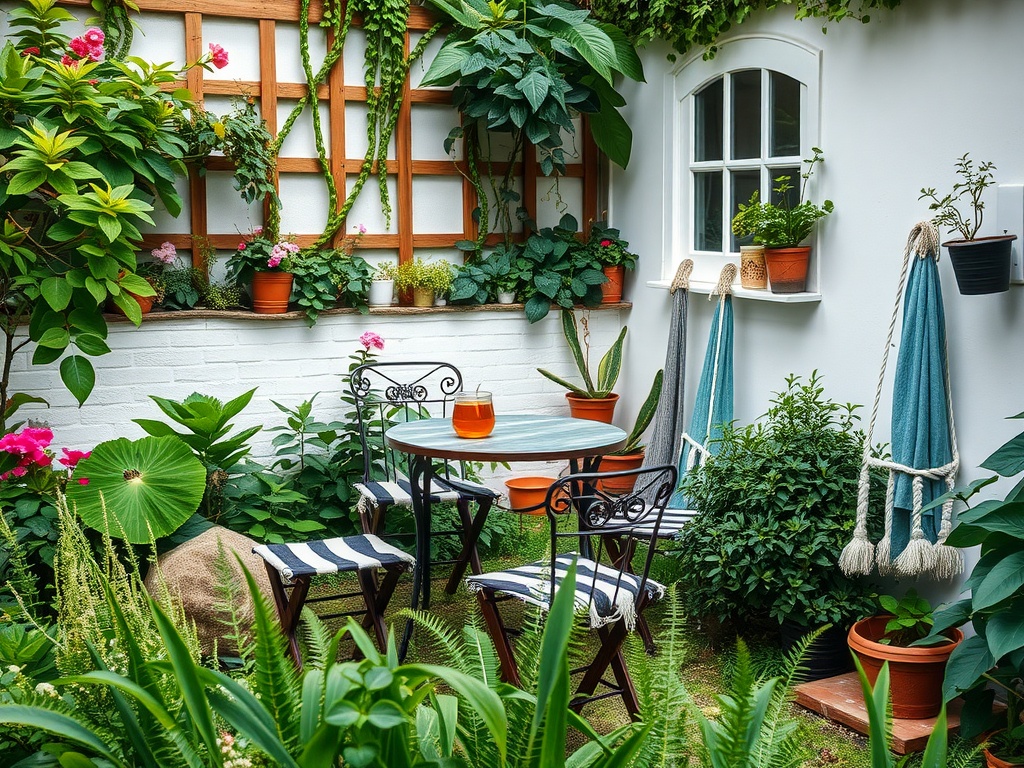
[
  {"x1": 839, "y1": 222, "x2": 961, "y2": 580},
  {"x1": 670, "y1": 259, "x2": 693, "y2": 294}
]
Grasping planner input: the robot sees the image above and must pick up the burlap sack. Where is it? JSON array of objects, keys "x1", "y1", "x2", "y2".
[{"x1": 144, "y1": 525, "x2": 274, "y2": 656}]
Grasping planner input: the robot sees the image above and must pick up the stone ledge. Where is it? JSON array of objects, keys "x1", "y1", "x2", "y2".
[{"x1": 103, "y1": 301, "x2": 633, "y2": 323}]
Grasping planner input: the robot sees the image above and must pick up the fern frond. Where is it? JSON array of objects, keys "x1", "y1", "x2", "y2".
[
  {"x1": 299, "y1": 608, "x2": 332, "y2": 670},
  {"x1": 0, "y1": 506, "x2": 39, "y2": 612},
  {"x1": 400, "y1": 609, "x2": 472, "y2": 676},
  {"x1": 211, "y1": 542, "x2": 256, "y2": 673}
]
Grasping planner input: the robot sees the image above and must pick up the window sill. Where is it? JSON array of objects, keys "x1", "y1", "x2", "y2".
[{"x1": 646, "y1": 279, "x2": 821, "y2": 303}]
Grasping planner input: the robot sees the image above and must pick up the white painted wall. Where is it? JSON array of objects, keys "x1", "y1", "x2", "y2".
[{"x1": 613, "y1": 0, "x2": 1024, "y2": 599}]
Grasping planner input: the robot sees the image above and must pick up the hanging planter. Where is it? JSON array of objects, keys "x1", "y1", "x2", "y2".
[
  {"x1": 765, "y1": 247, "x2": 811, "y2": 293},
  {"x1": 944, "y1": 235, "x2": 1016, "y2": 295},
  {"x1": 251, "y1": 271, "x2": 294, "y2": 314}
]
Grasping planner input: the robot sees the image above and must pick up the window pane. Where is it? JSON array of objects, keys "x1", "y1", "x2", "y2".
[
  {"x1": 730, "y1": 170, "x2": 761, "y2": 251},
  {"x1": 694, "y1": 79, "x2": 723, "y2": 162},
  {"x1": 770, "y1": 71, "x2": 800, "y2": 157},
  {"x1": 694, "y1": 171, "x2": 723, "y2": 251},
  {"x1": 731, "y1": 70, "x2": 761, "y2": 160},
  {"x1": 770, "y1": 165, "x2": 801, "y2": 208}
]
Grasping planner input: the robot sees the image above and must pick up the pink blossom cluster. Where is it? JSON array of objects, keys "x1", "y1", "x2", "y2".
[
  {"x1": 359, "y1": 331, "x2": 384, "y2": 351},
  {"x1": 357, "y1": 224, "x2": 367, "y2": 235},
  {"x1": 208, "y1": 43, "x2": 229, "y2": 70},
  {"x1": 0, "y1": 427, "x2": 52, "y2": 480},
  {"x1": 63, "y1": 27, "x2": 104, "y2": 66},
  {"x1": 268, "y1": 241, "x2": 299, "y2": 269},
  {"x1": 151, "y1": 242, "x2": 177, "y2": 264}
]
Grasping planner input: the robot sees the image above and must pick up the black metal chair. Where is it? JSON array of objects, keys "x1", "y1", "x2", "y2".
[
  {"x1": 467, "y1": 464, "x2": 676, "y2": 717},
  {"x1": 349, "y1": 361, "x2": 498, "y2": 597},
  {"x1": 253, "y1": 534, "x2": 415, "y2": 667}
]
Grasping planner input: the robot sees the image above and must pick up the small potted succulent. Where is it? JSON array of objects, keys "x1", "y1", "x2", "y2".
[
  {"x1": 369, "y1": 261, "x2": 396, "y2": 307},
  {"x1": 848, "y1": 590, "x2": 961, "y2": 720},
  {"x1": 586, "y1": 221, "x2": 637, "y2": 303},
  {"x1": 537, "y1": 309, "x2": 626, "y2": 423},
  {"x1": 599, "y1": 369, "x2": 662, "y2": 493},
  {"x1": 920, "y1": 153, "x2": 1016, "y2": 295},
  {"x1": 226, "y1": 228, "x2": 299, "y2": 314},
  {"x1": 731, "y1": 148, "x2": 834, "y2": 293}
]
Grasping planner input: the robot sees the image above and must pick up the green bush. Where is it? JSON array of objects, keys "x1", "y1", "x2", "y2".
[{"x1": 674, "y1": 372, "x2": 876, "y2": 631}]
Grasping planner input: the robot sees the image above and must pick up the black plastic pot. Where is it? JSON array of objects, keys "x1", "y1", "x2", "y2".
[
  {"x1": 944, "y1": 235, "x2": 1016, "y2": 295},
  {"x1": 779, "y1": 620, "x2": 853, "y2": 682}
]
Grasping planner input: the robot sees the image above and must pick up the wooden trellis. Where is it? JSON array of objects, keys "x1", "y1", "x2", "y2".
[{"x1": 63, "y1": 0, "x2": 602, "y2": 274}]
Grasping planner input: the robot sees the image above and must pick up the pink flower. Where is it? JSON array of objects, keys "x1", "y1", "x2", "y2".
[
  {"x1": 78, "y1": 477, "x2": 89, "y2": 485},
  {"x1": 60, "y1": 54, "x2": 77, "y2": 67},
  {"x1": 88, "y1": 79, "x2": 98, "y2": 86},
  {"x1": 58, "y1": 448, "x2": 90, "y2": 469},
  {"x1": 600, "y1": 239, "x2": 612, "y2": 247},
  {"x1": 150, "y1": 242, "x2": 176, "y2": 264},
  {"x1": 253, "y1": 227, "x2": 263, "y2": 236},
  {"x1": 87, "y1": 46, "x2": 104, "y2": 62},
  {"x1": 208, "y1": 43, "x2": 229, "y2": 70},
  {"x1": 238, "y1": 241, "x2": 246, "y2": 250},
  {"x1": 21, "y1": 47, "x2": 39, "y2": 57},
  {"x1": 21, "y1": 427, "x2": 53, "y2": 446},
  {"x1": 359, "y1": 331, "x2": 384, "y2": 351},
  {"x1": 83, "y1": 28, "x2": 105, "y2": 46},
  {"x1": 10, "y1": 467, "x2": 26, "y2": 478},
  {"x1": 357, "y1": 224, "x2": 367, "y2": 235},
  {"x1": 69, "y1": 36, "x2": 90, "y2": 57}
]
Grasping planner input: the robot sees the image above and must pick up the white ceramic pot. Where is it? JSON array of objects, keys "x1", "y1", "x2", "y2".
[
  {"x1": 368, "y1": 279, "x2": 394, "y2": 307},
  {"x1": 434, "y1": 297, "x2": 447, "y2": 307},
  {"x1": 497, "y1": 291, "x2": 516, "y2": 304}
]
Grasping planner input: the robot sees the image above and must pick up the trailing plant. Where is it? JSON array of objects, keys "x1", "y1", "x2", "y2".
[
  {"x1": 731, "y1": 149, "x2": 833, "y2": 249},
  {"x1": 590, "y1": 0, "x2": 902, "y2": 59},
  {"x1": 537, "y1": 308, "x2": 627, "y2": 399},
  {"x1": 394, "y1": 258, "x2": 455, "y2": 297},
  {"x1": 675, "y1": 372, "x2": 877, "y2": 631},
  {"x1": 0, "y1": 0, "x2": 223, "y2": 409},
  {"x1": 919, "y1": 153, "x2": 998, "y2": 241}
]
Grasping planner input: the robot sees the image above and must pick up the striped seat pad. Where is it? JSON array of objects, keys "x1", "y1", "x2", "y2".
[
  {"x1": 467, "y1": 554, "x2": 665, "y2": 630},
  {"x1": 253, "y1": 535, "x2": 415, "y2": 580},
  {"x1": 614, "y1": 508, "x2": 696, "y2": 539},
  {"x1": 356, "y1": 474, "x2": 497, "y2": 507}
]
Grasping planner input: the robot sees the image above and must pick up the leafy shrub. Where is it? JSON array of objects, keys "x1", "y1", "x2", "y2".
[{"x1": 674, "y1": 372, "x2": 876, "y2": 631}]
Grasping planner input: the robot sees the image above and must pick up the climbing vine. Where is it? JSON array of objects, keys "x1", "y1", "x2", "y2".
[
  {"x1": 590, "y1": 0, "x2": 904, "y2": 59},
  {"x1": 88, "y1": 0, "x2": 135, "y2": 59}
]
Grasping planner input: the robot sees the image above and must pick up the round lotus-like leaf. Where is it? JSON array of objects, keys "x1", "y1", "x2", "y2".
[{"x1": 66, "y1": 436, "x2": 206, "y2": 544}]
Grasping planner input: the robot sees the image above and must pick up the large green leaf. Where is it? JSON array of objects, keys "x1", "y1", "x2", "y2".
[
  {"x1": 974, "y1": 550, "x2": 1024, "y2": 610},
  {"x1": 588, "y1": 100, "x2": 632, "y2": 170},
  {"x1": 942, "y1": 635, "x2": 994, "y2": 701},
  {"x1": 982, "y1": 430, "x2": 1024, "y2": 477},
  {"x1": 420, "y1": 41, "x2": 472, "y2": 88},
  {"x1": 986, "y1": 611, "x2": 1024, "y2": 661},
  {"x1": 0, "y1": 706, "x2": 127, "y2": 767},
  {"x1": 60, "y1": 355, "x2": 95, "y2": 406},
  {"x1": 957, "y1": 501, "x2": 1024, "y2": 538},
  {"x1": 554, "y1": 23, "x2": 617, "y2": 84},
  {"x1": 595, "y1": 22, "x2": 644, "y2": 82},
  {"x1": 66, "y1": 436, "x2": 206, "y2": 543}
]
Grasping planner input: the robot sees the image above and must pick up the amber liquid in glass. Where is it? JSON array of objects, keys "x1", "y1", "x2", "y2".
[{"x1": 452, "y1": 400, "x2": 495, "y2": 438}]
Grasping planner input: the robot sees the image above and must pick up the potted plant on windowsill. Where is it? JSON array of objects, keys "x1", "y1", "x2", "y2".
[
  {"x1": 227, "y1": 228, "x2": 298, "y2": 314},
  {"x1": 599, "y1": 369, "x2": 663, "y2": 493},
  {"x1": 731, "y1": 148, "x2": 834, "y2": 293},
  {"x1": 537, "y1": 309, "x2": 626, "y2": 423},
  {"x1": 587, "y1": 221, "x2": 637, "y2": 304},
  {"x1": 848, "y1": 590, "x2": 962, "y2": 720},
  {"x1": 395, "y1": 258, "x2": 455, "y2": 307},
  {"x1": 369, "y1": 261, "x2": 396, "y2": 307},
  {"x1": 920, "y1": 153, "x2": 1016, "y2": 295}
]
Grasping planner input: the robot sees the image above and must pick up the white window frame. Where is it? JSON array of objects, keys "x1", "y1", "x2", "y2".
[{"x1": 664, "y1": 35, "x2": 822, "y2": 287}]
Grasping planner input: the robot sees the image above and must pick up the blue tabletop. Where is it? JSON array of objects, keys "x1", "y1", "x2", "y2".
[{"x1": 384, "y1": 414, "x2": 627, "y2": 462}]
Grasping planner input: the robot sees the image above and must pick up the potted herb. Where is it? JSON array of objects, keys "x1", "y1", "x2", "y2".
[
  {"x1": 599, "y1": 369, "x2": 663, "y2": 493},
  {"x1": 731, "y1": 149, "x2": 834, "y2": 293},
  {"x1": 586, "y1": 222, "x2": 637, "y2": 304},
  {"x1": 369, "y1": 261, "x2": 396, "y2": 307},
  {"x1": 537, "y1": 309, "x2": 627, "y2": 423},
  {"x1": 848, "y1": 590, "x2": 961, "y2": 720},
  {"x1": 394, "y1": 258, "x2": 454, "y2": 307},
  {"x1": 920, "y1": 153, "x2": 1016, "y2": 295},
  {"x1": 226, "y1": 228, "x2": 298, "y2": 314},
  {"x1": 675, "y1": 372, "x2": 876, "y2": 677}
]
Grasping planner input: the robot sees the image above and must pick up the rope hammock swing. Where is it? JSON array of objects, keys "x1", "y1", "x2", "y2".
[{"x1": 839, "y1": 222, "x2": 962, "y2": 580}]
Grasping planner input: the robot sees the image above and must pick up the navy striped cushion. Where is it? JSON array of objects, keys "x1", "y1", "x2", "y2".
[
  {"x1": 615, "y1": 508, "x2": 695, "y2": 539},
  {"x1": 253, "y1": 534, "x2": 415, "y2": 580},
  {"x1": 356, "y1": 473, "x2": 497, "y2": 507},
  {"x1": 467, "y1": 554, "x2": 665, "y2": 630}
]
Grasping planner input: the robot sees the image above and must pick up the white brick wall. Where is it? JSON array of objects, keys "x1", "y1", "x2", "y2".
[{"x1": 9, "y1": 308, "x2": 626, "y2": 483}]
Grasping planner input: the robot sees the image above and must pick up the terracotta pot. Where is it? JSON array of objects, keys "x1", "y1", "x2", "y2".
[
  {"x1": 984, "y1": 732, "x2": 1024, "y2": 767},
  {"x1": 739, "y1": 245, "x2": 768, "y2": 289},
  {"x1": 764, "y1": 246, "x2": 811, "y2": 293},
  {"x1": 945, "y1": 235, "x2": 1016, "y2": 295},
  {"x1": 251, "y1": 271, "x2": 294, "y2": 314},
  {"x1": 110, "y1": 291, "x2": 154, "y2": 316},
  {"x1": 566, "y1": 393, "x2": 619, "y2": 424},
  {"x1": 848, "y1": 616, "x2": 963, "y2": 719},
  {"x1": 598, "y1": 452, "x2": 644, "y2": 493},
  {"x1": 601, "y1": 265, "x2": 625, "y2": 303},
  {"x1": 504, "y1": 476, "x2": 558, "y2": 514},
  {"x1": 412, "y1": 286, "x2": 435, "y2": 307}
]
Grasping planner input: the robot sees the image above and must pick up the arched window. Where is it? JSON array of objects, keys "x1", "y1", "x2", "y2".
[{"x1": 667, "y1": 36, "x2": 821, "y2": 281}]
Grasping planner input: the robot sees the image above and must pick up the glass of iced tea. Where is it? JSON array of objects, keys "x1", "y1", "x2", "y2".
[{"x1": 452, "y1": 391, "x2": 495, "y2": 438}]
